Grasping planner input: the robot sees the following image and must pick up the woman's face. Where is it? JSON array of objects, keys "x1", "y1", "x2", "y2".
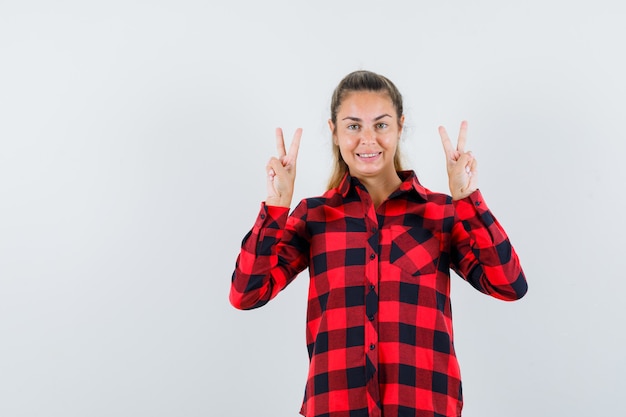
[{"x1": 330, "y1": 90, "x2": 404, "y2": 183}]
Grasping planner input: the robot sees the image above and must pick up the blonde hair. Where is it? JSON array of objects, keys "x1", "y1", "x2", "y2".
[{"x1": 327, "y1": 70, "x2": 406, "y2": 190}]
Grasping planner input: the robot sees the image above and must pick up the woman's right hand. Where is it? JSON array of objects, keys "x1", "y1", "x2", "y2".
[
  {"x1": 439, "y1": 121, "x2": 478, "y2": 200},
  {"x1": 265, "y1": 128, "x2": 302, "y2": 208}
]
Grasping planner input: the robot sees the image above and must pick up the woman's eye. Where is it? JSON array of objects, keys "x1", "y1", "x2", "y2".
[
  {"x1": 376, "y1": 123, "x2": 388, "y2": 129},
  {"x1": 347, "y1": 124, "x2": 359, "y2": 130}
]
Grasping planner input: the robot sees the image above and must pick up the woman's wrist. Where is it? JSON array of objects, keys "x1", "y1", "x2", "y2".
[{"x1": 265, "y1": 195, "x2": 292, "y2": 208}]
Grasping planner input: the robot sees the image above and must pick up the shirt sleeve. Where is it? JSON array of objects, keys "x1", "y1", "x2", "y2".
[
  {"x1": 230, "y1": 201, "x2": 310, "y2": 310},
  {"x1": 450, "y1": 189, "x2": 528, "y2": 301}
]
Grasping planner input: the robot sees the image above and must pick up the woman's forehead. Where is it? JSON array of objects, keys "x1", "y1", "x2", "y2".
[{"x1": 338, "y1": 91, "x2": 395, "y2": 115}]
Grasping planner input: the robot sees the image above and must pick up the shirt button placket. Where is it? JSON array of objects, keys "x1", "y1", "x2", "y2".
[
  {"x1": 363, "y1": 219, "x2": 381, "y2": 414},
  {"x1": 357, "y1": 194, "x2": 382, "y2": 414}
]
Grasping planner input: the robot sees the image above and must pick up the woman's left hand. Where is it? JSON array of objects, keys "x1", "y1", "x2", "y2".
[{"x1": 439, "y1": 120, "x2": 478, "y2": 200}]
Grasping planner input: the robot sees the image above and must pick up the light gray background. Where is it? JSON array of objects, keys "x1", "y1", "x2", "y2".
[{"x1": 1, "y1": 1, "x2": 624, "y2": 416}]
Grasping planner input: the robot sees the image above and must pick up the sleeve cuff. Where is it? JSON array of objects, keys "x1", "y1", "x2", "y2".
[
  {"x1": 254, "y1": 202, "x2": 290, "y2": 229},
  {"x1": 452, "y1": 189, "x2": 490, "y2": 221}
]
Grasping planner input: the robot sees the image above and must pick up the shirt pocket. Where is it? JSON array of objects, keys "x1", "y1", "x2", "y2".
[{"x1": 388, "y1": 225, "x2": 440, "y2": 276}]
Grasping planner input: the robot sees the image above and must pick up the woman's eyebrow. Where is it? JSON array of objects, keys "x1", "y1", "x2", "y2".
[{"x1": 342, "y1": 114, "x2": 392, "y2": 122}]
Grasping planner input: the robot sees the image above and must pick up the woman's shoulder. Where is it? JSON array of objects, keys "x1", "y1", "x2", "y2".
[
  {"x1": 401, "y1": 171, "x2": 453, "y2": 205},
  {"x1": 298, "y1": 188, "x2": 342, "y2": 208},
  {"x1": 289, "y1": 186, "x2": 350, "y2": 213}
]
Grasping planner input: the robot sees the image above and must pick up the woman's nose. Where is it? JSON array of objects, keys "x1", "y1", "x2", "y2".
[{"x1": 360, "y1": 127, "x2": 376, "y2": 144}]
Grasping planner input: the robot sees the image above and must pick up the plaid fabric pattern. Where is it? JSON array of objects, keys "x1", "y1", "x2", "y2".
[{"x1": 231, "y1": 171, "x2": 527, "y2": 417}]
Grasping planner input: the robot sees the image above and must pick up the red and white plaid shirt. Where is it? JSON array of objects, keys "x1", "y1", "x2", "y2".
[{"x1": 231, "y1": 171, "x2": 527, "y2": 417}]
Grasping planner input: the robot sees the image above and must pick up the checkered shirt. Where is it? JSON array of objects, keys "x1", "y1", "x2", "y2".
[{"x1": 231, "y1": 170, "x2": 527, "y2": 417}]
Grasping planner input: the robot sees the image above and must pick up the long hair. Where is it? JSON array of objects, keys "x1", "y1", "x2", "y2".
[{"x1": 326, "y1": 70, "x2": 406, "y2": 190}]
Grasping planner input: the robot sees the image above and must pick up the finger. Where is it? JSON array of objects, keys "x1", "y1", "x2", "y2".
[
  {"x1": 275, "y1": 128, "x2": 286, "y2": 158},
  {"x1": 266, "y1": 158, "x2": 277, "y2": 195},
  {"x1": 286, "y1": 128, "x2": 303, "y2": 163},
  {"x1": 468, "y1": 153, "x2": 478, "y2": 174},
  {"x1": 266, "y1": 168, "x2": 275, "y2": 188},
  {"x1": 456, "y1": 120, "x2": 468, "y2": 153},
  {"x1": 458, "y1": 153, "x2": 477, "y2": 178},
  {"x1": 458, "y1": 151, "x2": 473, "y2": 169},
  {"x1": 267, "y1": 157, "x2": 283, "y2": 175},
  {"x1": 265, "y1": 168, "x2": 276, "y2": 185},
  {"x1": 438, "y1": 125, "x2": 455, "y2": 158},
  {"x1": 466, "y1": 157, "x2": 478, "y2": 189}
]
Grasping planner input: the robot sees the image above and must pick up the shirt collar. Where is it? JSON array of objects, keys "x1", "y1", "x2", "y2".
[{"x1": 337, "y1": 170, "x2": 429, "y2": 201}]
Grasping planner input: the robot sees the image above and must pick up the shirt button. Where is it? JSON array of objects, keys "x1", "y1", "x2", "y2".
[
  {"x1": 368, "y1": 315, "x2": 375, "y2": 321},
  {"x1": 369, "y1": 254, "x2": 376, "y2": 260},
  {"x1": 369, "y1": 284, "x2": 375, "y2": 290},
  {"x1": 369, "y1": 343, "x2": 376, "y2": 350},
  {"x1": 260, "y1": 214, "x2": 266, "y2": 219}
]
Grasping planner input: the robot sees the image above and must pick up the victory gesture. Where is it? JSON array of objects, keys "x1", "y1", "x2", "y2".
[
  {"x1": 439, "y1": 120, "x2": 478, "y2": 200},
  {"x1": 266, "y1": 127, "x2": 302, "y2": 208}
]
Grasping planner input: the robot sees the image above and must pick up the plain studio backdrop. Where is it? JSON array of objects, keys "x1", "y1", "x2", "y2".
[{"x1": 1, "y1": 1, "x2": 624, "y2": 416}]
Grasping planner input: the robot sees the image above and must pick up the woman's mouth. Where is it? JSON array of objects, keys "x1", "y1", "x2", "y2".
[{"x1": 357, "y1": 152, "x2": 382, "y2": 159}]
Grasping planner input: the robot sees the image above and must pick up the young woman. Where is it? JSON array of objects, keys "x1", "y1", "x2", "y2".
[{"x1": 230, "y1": 70, "x2": 527, "y2": 417}]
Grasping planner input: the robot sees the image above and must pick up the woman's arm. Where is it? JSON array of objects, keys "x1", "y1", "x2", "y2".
[
  {"x1": 450, "y1": 191, "x2": 527, "y2": 301},
  {"x1": 230, "y1": 128, "x2": 307, "y2": 309},
  {"x1": 230, "y1": 201, "x2": 310, "y2": 309},
  {"x1": 439, "y1": 121, "x2": 527, "y2": 300}
]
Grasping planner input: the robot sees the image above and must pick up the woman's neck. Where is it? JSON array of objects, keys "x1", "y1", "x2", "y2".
[{"x1": 357, "y1": 172, "x2": 403, "y2": 209}]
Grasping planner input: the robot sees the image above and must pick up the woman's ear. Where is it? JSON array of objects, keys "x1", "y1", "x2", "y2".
[
  {"x1": 398, "y1": 114, "x2": 405, "y2": 136},
  {"x1": 328, "y1": 119, "x2": 337, "y2": 145}
]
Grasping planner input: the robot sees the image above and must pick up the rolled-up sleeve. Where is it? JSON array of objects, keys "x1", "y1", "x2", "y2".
[
  {"x1": 451, "y1": 190, "x2": 528, "y2": 301},
  {"x1": 230, "y1": 202, "x2": 309, "y2": 310}
]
